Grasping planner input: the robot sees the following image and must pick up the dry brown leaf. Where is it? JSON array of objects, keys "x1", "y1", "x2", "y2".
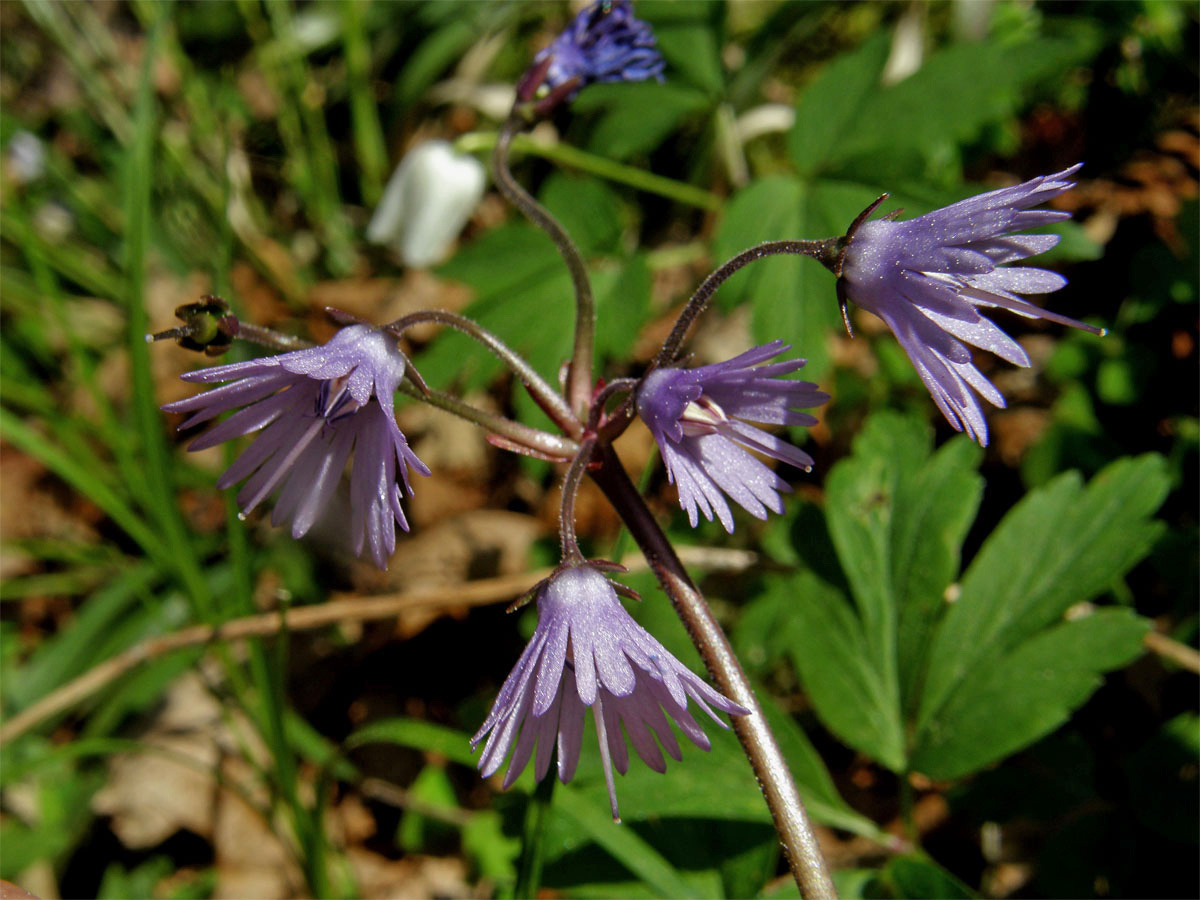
[{"x1": 347, "y1": 850, "x2": 472, "y2": 900}]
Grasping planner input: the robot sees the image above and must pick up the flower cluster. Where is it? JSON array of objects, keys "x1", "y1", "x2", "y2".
[
  {"x1": 471, "y1": 565, "x2": 747, "y2": 820},
  {"x1": 839, "y1": 164, "x2": 1099, "y2": 445},
  {"x1": 636, "y1": 342, "x2": 828, "y2": 532},
  {"x1": 154, "y1": 0, "x2": 1103, "y2": 837},
  {"x1": 162, "y1": 324, "x2": 428, "y2": 569}
]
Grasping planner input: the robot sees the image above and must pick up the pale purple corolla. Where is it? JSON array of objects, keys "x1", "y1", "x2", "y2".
[
  {"x1": 162, "y1": 324, "x2": 429, "y2": 568},
  {"x1": 472, "y1": 565, "x2": 747, "y2": 821},
  {"x1": 635, "y1": 342, "x2": 828, "y2": 532},
  {"x1": 839, "y1": 164, "x2": 1102, "y2": 445}
]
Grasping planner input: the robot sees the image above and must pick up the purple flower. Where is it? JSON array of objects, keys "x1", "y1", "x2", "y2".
[
  {"x1": 839, "y1": 164, "x2": 1102, "y2": 445},
  {"x1": 472, "y1": 565, "x2": 747, "y2": 821},
  {"x1": 519, "y1": 0, "x2": 664, "y2": 107},
  {"x1": 162, "y1": 324, "x2": 429, "y2": 568},
  {"x1": 635, "y1": 342, "x2": 829, "y2": 532}
]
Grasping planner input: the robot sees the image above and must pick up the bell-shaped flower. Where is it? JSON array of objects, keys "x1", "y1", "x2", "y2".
[
  {"x1": 162, "y1": 324, "x2": 429, "y2": 568},
  {"x1": 472, "y1": 565, "x2": 747, "y2": 821},
  {"x1": 636, "y1": 342, "x2": 828, "y2": 532},
  {"x1": 838, "y1": 164, "x2": 1102, "y2": 445}
]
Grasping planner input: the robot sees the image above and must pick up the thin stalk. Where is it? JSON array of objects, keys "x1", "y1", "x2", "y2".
[
  {"x1": 387, "y1": 309, "x2": 579, "y2": 438},
  {"x1": 558, "y1": 438, "x2": 597, "y2": 563},
  {"x1": 493, "y1": 116, "x2": 594, "y2": 418},
  {"x1": 589, "y1": 442, "x2": 836, "y2": 900},
  {"x1": 457, "y1": 131, "x2": 722, "y2": 211},
  {"x1": 234, "y1": 322, "x2": 315, "y2": 352},
  {"x1": 396, "y1": 382, "x2": 579, "y2": 461},
  {"x1": 512, "y1": 757, "x2": 557, "y2": 900},
  {"x1": 655, "y1": 239, "x2": 842, "y2": 369}
]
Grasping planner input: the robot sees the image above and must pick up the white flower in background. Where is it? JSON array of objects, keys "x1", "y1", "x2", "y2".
[
  {"x1": 7, "y1": 131, "x2": 45, "y2": 184},
  {"x1": 367, "y1": 140, "x2": 486, "y2": 268}
]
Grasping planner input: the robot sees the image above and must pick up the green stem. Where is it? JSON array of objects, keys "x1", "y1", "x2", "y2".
[
  {"x1": 513, "y1": 763, "x2": 557, "y2": 900},
  {"x1": 457, "y1": 131, "x2": 722, "y2": 211},
  {"x1": 123, "y1": 11, "x2": 214, "y2": 621}
]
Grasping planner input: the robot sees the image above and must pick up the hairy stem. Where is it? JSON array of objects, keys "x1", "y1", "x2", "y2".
[
  {"x1": 589, "y1": 442, "x2": 837, "y2": 900},
  {"x1": 387, "y1": 309, "x2": 579, "y2": 438},
  {"x1": 655, "y1": 239, "x2": 841, "y2": 369},
  {"x1": 557, "y1": 437, "x2": 597, "y2": 563},
  {"x1": 493, "y1": 116, "x2": 595, "y2": 419},
  {"x1": 396, "y1": 381, "x2": 578, "y2": 461},
  {"x1": 233, "y1": 321, "x2": 315, "y2": 352}
]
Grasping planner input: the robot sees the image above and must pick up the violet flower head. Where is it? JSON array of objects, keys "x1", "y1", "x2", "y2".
[
  {"x1": 839, "y1": 164, "x2": 1102, "y2": 445},
  {"x1": 472, "y1": 565, "x2": 747, "y2": 821},
  {"x1": 635, "y1": 342, "x2": 829, "y2": 532},
  {"x1": 520, "y1": 0, "x2": 664, "y2": 106},
  {"x1": 162, "y1": 324, "x2": 429, "y2": 568}
]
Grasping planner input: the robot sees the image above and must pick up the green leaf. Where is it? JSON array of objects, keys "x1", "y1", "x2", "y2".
[
  {"x1": 648, "y1": 2, "x2": 720, "y2": 96},
  {"x1": 883, "y1": 855, "x2": 975, "y2": 899},
  {"x1": 398, "y1": 763, "x2": 458, "y2": 851},
  {"x1": 462, "y1": 810, "x2": 521, "y2": 884},
  {"x1": 553, "y1": 787, "x2": 702, "y2": 899},
  {"x1": 541, "y1": 172, "x2": 625, "y2": 257},
  {"x1": 917, "y1": 454, "x2": 1169, "y2": 736},
  {"x1": 788, "y1": 32, "x2": 890, "y2": 176},
  {"x1": 99, "y1": 856, "x2": 173, "y2": 900},
  {"x1": 779, "y1": 571, "x2": 906, "y2": 772},
  {"x1": 712, "y1": 176, "x2": 839, "y2": 381},
  {"x1": 5, "y1": 562, "x2": 158, "y2": 710},
  {"x1": 891, "y1": 438, "x2": 983, "y2": 713},
  {"x1": 839, "y1": 29, "x2": 1103, "y2": 167},
  {"x1": 594, "y1": 254, "x2": 652, "y2": 366},
  {"x1": 576, "y1": 82, "x2": 713, "y2": 162},
  {"x1": 393, "y1": 17, "x2": 478, "y2": 109},
  {"x1": 345, "y1": 717, "x2": 476, "y2": 767},
  {"x1": 910, "y1": 609, "x2": 1150, "y2": 779},
  {"x1": 425, "y1": 224, "x2": 574, "y2": 393},
  {"x1": 761, "y1": 692, "x2": 890, "y2": 840}
]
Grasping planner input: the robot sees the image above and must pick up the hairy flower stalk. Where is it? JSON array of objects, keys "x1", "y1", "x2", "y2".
[
  {"x1": 637, "y1": 342, "x2": 828, "y2": 531},
  {"x1": 838, "y1": 163, "x2": 1102, "y2": 445},
  {"x1": 162, "y1": 324, "x2": 428, "y2": 568},
  {"x1": 472, "y1": 564, "x2": 747, "y2": 821}
]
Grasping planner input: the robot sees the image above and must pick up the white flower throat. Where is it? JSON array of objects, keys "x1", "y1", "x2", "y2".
[{"x1": 679, "y1": 395, "x2": 728, "y2": 437}]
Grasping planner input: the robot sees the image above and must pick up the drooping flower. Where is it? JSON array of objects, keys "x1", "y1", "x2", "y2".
[
  {"x1": 635, "y1": 342, "x2": 828, "y2": 532},
  {"x1": 517, "y1": 0, "x2": 664, "y2": 110},
  {"x1": 366, "y1": 140, "x2": 486, "y2": 269},
  {"x1": 472, "y1": 565, "x2": 747, "y2": 821},
  {"x1": 162, "y1": 324, "x2": 429, "y2": 568},
  {"x1": 838, "y1": 164, "x2": 1103, "y2": 445}
]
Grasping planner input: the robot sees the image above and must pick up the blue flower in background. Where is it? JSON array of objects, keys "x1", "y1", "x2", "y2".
[{"x1": 518, "y1": 0, "x2": 664, "y2": 110}]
